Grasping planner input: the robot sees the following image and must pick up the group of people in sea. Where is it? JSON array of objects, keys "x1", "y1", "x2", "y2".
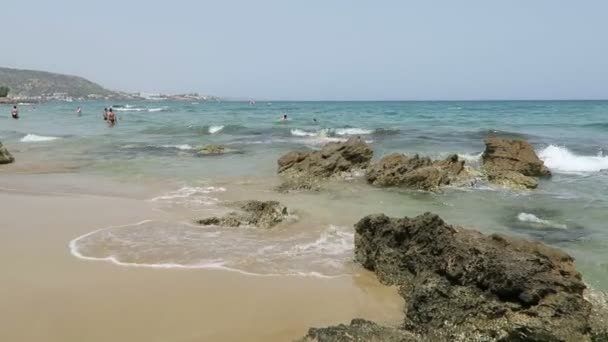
[
  {"x1": 8, "y1": 105, "x2": 117, "y2": 126},
  {"x1": 102, "y1": 107, "x2": 117, "y2": 126}
]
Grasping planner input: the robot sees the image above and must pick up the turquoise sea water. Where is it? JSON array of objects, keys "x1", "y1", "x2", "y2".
[{"x1": 1, "y1": 101, "x2": 608, "y2": 289}]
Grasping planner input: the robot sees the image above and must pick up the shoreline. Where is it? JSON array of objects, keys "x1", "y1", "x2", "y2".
[{"x1": 0, "y1": 173, "x2": 404, "y2": 342}]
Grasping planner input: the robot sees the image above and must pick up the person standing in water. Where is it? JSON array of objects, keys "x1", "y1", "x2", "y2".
[
  {"x1": 103, "y1": 107, "x2": 108, "y2": 120},
  {"x1": 281, "y1": 114, "x2": 288, "y2": 122},
  {"x1": 11, "y1": 105, "x2": 19, "y2": 119},
  {"x1": 107, "y1": 108, "x2": 116, "y2": 126},
  {"x1": 76, "y1": 106, "x2": 82, "y2": 116}
]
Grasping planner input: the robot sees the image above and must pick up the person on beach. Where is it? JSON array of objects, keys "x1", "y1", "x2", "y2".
[
  {"x1": 11, "y1": 105, "x2": 19, "y2": 119},
  {"x1": 107, "y1": 108, "x2": 116, "y2": 126},
  {"x1": 103, "y1": 108, "x2": 108, "y2": 120}
]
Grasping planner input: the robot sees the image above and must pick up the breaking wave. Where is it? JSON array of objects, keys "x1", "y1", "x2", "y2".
[
  {"x1": 538, "y1": 145, "x2": 608, "y2": 173},
  {"x1": 20, "y1": 134, "x2": 60, "y2": 142},
  {"x1": 517, "y1": 212, "x2": 567, "y2": 229},
  {"x1": 69, "y1": 221, "x2": 354, "y2": 278}
]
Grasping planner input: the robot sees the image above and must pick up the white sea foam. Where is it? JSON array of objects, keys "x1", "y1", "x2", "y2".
[
  {"x1": 69, "y1": 220, "x2": 352, "y2": 278},
  {"x1": 290, "y1": 128, "x2": 318, "y2": 137},
  {"x1": 458, "y1": 152, "x2": 483, "y2": 162},
  {"x1": 160, "y1": 144, "x2": 194, "y2": 151},
  {"x1": 208, "y1": 125, "x2": 224, "y2": 134},
  {"x1": 150, "y1": 186, "x2": 226, "y2": 203},
  {"x1": 517, "y1": 212, "x2": 567, "y2": 229},
  {"x1": 290, "y1": 225, "x2": 354, "y2": 256},
  {"x1": 148, "y1": 107, "x2": 165, "y2": 112},
  {"x1": 538, "y1": 145, "x2": 608, "y2": 173},
  {"x1": 333, "y1": 128, "x2": 373, "y2": 136},
  {"x1": 113, "y1": 107, "x2": 146, "y2": 112},
  {"x1": 20, "y1": 134, "x2": 60, "y2": 142}
]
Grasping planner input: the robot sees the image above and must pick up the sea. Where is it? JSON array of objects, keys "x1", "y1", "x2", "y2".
[{"x1": 1, "y1": 100, "x2": 608, "y2": 290}]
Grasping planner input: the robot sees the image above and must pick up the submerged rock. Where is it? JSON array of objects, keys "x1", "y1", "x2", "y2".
[
  {"x1": 0, "y1": 142, "x2": 14, "y2": 164},
  {"x1": 196, "y1": 200, "x2": 290, "y2": 229},
  {"x1": 352, "y1": 212, "x2": 594, "y2": 341},
  {"x1": 482, "y1": 137, "x2": 550, "y2": 189},
  {"x1": 277, "y1": 137, "x2": 373, "y2": 191},
  {"x1": 298, "y1": 319, "x2": 417, "y2": 342},
  {"x1": 196, "y1": 144, "x2": 240, "y2": 156},
  {"x1": 366, "y1": 153, "x2": 472, "y2": 191}
]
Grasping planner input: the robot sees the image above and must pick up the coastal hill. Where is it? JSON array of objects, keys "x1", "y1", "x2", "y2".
[{"x1": 0, "y1": 67, "x2": 123, "y2": 100}]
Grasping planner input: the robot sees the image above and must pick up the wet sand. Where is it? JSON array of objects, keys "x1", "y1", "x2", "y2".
[{"x1": 0, "y1": 175, "x2": 403, "y2": 342}]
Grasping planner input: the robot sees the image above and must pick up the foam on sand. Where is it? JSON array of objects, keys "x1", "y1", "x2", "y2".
[
  {"x1": 68, "y1": 219, "x2": 354, "y2": 278},
  {"x1": 538, "y1": 145, "x2": 608, "y2": 173},
  {"x1": 20, "y1": 134, "x2": 60, "y2": 142}
]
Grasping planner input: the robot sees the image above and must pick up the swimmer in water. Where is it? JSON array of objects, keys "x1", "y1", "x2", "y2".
[
  {"x1": 76, "y1": 106, "x2": 82, "y2": 116},
  {"x1": 107, "y1": 108, "x2": 116, "y2": 126},
  {"x1": 281, "y1": 114, "x2": 288, "y2": 122},
  {"x1": 11, "y1": 105, "x2": 19, "y2": 119},
  {"x1": 103, "y1": 108, "x2": 108, "y2": 120}
]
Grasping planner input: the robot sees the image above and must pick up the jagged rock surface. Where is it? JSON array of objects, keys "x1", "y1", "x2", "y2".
[
  {"x1": 196, "y1": 200, "x2": 290, "y2": 229},
  {"x1": 277, "y1": 137, "x2": 373, "y2": 191},
  {"x1": 366, "y1": 153, "x2": 471, "y2": 191},
  {"x1": 482, "y1": 137, "x2": 550, "y2": 189},
  {"x1": 0, "y1": 142, "x2": 14, "y2": 164}
]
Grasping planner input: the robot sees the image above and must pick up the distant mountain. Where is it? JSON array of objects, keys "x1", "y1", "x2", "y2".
[{"x1": 0, "y1": 67, "x2": 125, "y2": 99}]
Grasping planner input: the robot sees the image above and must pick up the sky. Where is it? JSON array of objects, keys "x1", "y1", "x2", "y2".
[{"x1": 2, "y1": 0, "x2": 607, "y2": 100}]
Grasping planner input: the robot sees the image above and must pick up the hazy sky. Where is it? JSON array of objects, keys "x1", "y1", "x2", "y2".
[{"x1": 2, "y1": 0, "x2": 607, "y2": 100}]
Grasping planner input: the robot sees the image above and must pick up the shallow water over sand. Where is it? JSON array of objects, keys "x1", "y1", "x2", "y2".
[{"x1": 1, "y1": 101, "x2": 607, "y2": 291}]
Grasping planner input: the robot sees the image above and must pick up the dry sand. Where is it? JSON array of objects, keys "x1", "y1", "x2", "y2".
[{"x1": 0, "y1": 175, "x2": 403, "y2": 342}]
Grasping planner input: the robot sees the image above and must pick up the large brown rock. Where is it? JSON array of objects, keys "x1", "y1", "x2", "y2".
[
  {"x1": 482, "y1": 138, "x2": 550, "y2": 189},
  {"x1": 353, "y1": 212, "x2": 594, "y2": 341},
  {"x1": 0, "y1": 142, "x2": 14, "y2": 164},
  {"x1": 277, "y1": 137, "x2": 373, "y2": 191},
  {"x1": 366, "y1": 153, "x2": 471, "y2": 191}
]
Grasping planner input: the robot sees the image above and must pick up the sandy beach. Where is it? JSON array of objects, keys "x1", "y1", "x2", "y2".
[{"x1": 0, "y1": 174, "x2": 403, "y2": 342}]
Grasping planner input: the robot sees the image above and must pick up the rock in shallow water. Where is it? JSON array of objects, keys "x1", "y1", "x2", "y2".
[
  {"x1": 482, "y1": 137, "x2": 550, "y2": 189},
  {"x1": 196, "y1": 200, "x2": 290, "y2": 229},
  {"x1": 0, "y1": 142, "x2": 14, "y2": 164},
  {"x1": 196, "y1": 144, "x2": 241, "y2": 156},
  {"x1": 298, "y1": 319, "x2": 417, "y2": 342},
  {"x1": 366, "y1": 153, "x2": 472, "y2": 191},
  {"x1": 277, "y1": 137, "x2": 373, "y2": 191},
  {"x1": 303, "y1": 212, "x2": 605, "y2": 341}
]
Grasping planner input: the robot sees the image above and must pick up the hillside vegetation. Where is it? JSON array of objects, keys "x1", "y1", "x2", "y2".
[{"x1": 0, "y1": 67, "x2": 120, "y2": 98}]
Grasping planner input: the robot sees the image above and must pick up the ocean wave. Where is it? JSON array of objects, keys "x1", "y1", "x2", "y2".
[
  {"x1": 20, "y1": 134, "x2": 60, "y2": 142},
  {"x1": 538, "y1": 145, "x2": 608, "y2": 173},
  {"x1": 333, "y1": 128, "x2": 373, "y2": 136},
  {"x1": 517, "y1": 212, "x2": 567, "y2": 229},
  {"x1": 208, "y1": 125, "x2": 224, "y2": 134},
  {"x1": 160, "y1": 144, "x2": 194, "y2": 151},
  {"x1": 457, "y1": 152, "x2": 483, "y2": 162},
  {"x1": 140, "y1": 124, "x2": 245, "y2": 136},
  {"x1": 290, "y1": 128, "x2": 318, "y2": 137},
  {"x1": 149, "y1": 186, "x2": 226, "y2": 206},
  {"x1": 69, "y1": 220, "x2": 354, "y2": 278}
]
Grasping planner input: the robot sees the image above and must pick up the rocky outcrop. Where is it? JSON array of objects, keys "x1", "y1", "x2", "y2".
[
  {"x1": 482, "y1": 137, "x2": 550, "y2": 189},
  {"x1": 352, "y1": 212, "x2": 595, "y2": 341},
  {"x1": 0, "y1": 142, "x2": 14, "y2": 164},
  {"x1": 298, "y1": 319, "x2": 417, "y2": 342},
  {"x1": 366, "y1": 153, "x2": 472, "y2": 191},
  {"x1": 302, "y1": 212, "x2": 606, "y2": 341},
  {"x1": 277, "y1": 137, "x2": 373, "y2": 191},
  {"x1": 196, "y1": 200, "x2": 290, "y2": 229}
]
